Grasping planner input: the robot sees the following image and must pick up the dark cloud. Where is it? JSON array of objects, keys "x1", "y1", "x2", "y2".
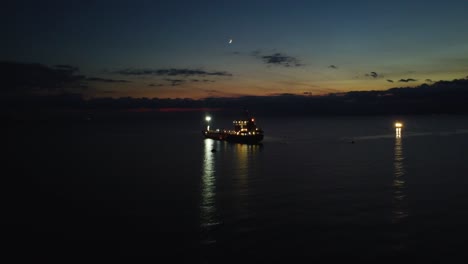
[
  {"x1": 87, "y1": 77, "x2": 131, "y2": 83},
  {"x1": 259, "y1": 53, "x2": 302, "y2": 67},
  {"x1": 203, "y1": 89, "x2": 219, "y2": 93},
  {"x1": 164, "y1": 79, "x2": 185, "y2": 86},
  {"x1": 152, "y1": 78, "x2": 215, "y2": 86},
  {"x1": 148, "y1": 83, "x2": 164, "y2": 87},
  {"x1": 365, "y1": 72, "x2": 379, "y2": 78},
  {"x1": 191, "y1": 79, "x2": 215, "y2": 83},
  {"x1": 54, "y1": 64, "x2": 79, "y2": 73},
  {"x1": 116, "y1": 68, "x2": 232, "y2": 77},
  {"x1": 387, "y1": 79, "x2": 394, "y2": 83},
  {"x1": 328, "y1": 65, "x2": 338, "y2": 69},
  {"x1": 201, "y1": 89, "x2": 246, "y2": 97},
  {"x1": 268, "y1": 93, "x2": 298, "y2": 97},
  {"x1": 6, "y1": 77, "x2": 468, "y2": 117},
  {"x1": 399, "y1": 78, "x2": 417, "y2": 82},
  {"x1": 363, "y1": 72, "x2": 379, "y2": 78},
  {"x1": 425, "y1": 79, "x2": 433, "y2": 83},
  {"x1": 0, "y1": 61, "x2": 85, "y2": 94}
]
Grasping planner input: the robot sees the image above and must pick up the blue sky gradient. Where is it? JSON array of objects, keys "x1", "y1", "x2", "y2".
[{"x1": 2, "y1": 0, "x2": 468, "y2": 98}]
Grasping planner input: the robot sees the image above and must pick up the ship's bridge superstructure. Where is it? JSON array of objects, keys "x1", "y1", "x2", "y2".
[
  {"x1": 233, "y1": 118, "x2": 258, "y2": 132},
  {"x1": 203, "y1": 115, "x2": 264, "y2": 143}
]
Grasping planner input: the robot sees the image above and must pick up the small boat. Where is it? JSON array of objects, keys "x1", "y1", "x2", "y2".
[{"x1": 202, "y1": 115, "x2": 264, "y2": 144}]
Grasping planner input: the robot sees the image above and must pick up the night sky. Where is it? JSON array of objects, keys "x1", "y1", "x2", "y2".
[{"x1": 3, "y1": 0, "x2": 468, "y2": 99}]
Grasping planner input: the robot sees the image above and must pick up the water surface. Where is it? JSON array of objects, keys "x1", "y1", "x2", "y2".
[{"x1": 8, "y1": 114, "x2": 468, "y2": 262}]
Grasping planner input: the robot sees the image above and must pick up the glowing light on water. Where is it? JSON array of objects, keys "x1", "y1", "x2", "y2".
[
  {"x1": 395, "y1": 122, "x2": 403, "y2": 138},
  {"x1": 396, "y1": 127, "x2": 402, "y2": 138},
  {"x1": 200, "y1": 139, "x2": 219, "y2": 243},
  {"x1": 205, "y1": 116, "x2": 211, "y2": 130},
  {"x1": 393, "y1": 130, "x2": 408, "y2": 224}
]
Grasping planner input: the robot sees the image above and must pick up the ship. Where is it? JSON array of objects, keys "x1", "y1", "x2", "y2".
[{"x1": 202, "y1": 114, "x2": 264, "y2": 144}]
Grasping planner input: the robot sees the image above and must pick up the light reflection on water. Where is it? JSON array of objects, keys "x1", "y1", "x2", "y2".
[
  {"x1": 232, "y1": 143, "x2": 262, "y2": 189},
  {"x1": 346, "y1": 128, "x2": 468, "y2": 142},
  {"x1": 200, "y1": 139, "x2": 219, "y2": 245},
  {"x1": 195, "y1": 116, "x2": 468, "y2": 260},
  {"x1": 200, "y1": 140, "x2": 263, "y2": 247},
  {"x1": 230, "y1": 143, "x2": 262, "y2": 233},
  {"x1": 392, "y1": 127, "x2": 409, "y2": 251},
  {"x1": 393, "y1": 128, "x2": 408, "y2": 222}
]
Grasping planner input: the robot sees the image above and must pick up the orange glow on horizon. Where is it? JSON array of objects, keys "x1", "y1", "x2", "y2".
[
  {"x1": 157, "y1": 107, "x2": 224, "y2": 112},
  {"x1": 86, "y1": 71, "x2": 468, "y2": 100}
]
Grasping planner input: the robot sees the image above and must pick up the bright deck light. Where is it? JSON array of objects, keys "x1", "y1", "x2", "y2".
[
  {"x1": 205, "y1": 116, "x2": 211, "y2": 122},
  {"x1": 395, "y1": 122, "x2": 403, "y2": 128}
]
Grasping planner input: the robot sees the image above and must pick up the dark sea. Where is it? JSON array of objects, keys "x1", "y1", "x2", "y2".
[{"x1": 7, "y1": 113, "x2": 468, "y2": 263}]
